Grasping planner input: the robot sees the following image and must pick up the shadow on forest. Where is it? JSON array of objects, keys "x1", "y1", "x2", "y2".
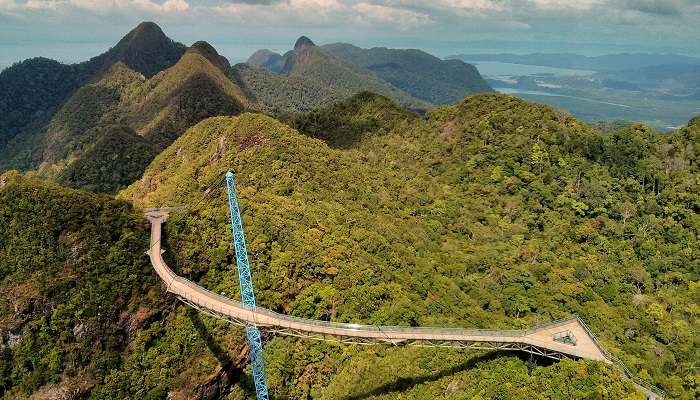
[
  {"x1": 188, "y1": 309, "x2": 237, "y2": 370},
  {"x1": 340, "y1": 350, "x2": 546, "y2": 400},
  {"x1": 187, "y1": 307, "x2": 247, "y2": 398}
]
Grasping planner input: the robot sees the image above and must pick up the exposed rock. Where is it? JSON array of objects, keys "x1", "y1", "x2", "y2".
[
  {"x1": 632, "y1": 293, "x2": 646, "y2": 305},
  {"x1": 29, "y1": 374, "x2": 97, "y2": 400},
  {"x1": 72, "y1": 323, "x2": 86, "y2": 340},
  {"x1": 209, "y1": 136, "x2": 227, "y2": 163},
  {"x1": 0, "y1": 330, "x2": 21, "y2": 351},
  {"x1": 445, "y1": 379, "x2": 461, "y2": 395},
  {"x1": 625, "y1": 328, "x2": 636, "y2": 338},
  {"x1": 0, "y1": 170, "x2": 19, "y2": 190},
  {"x1": 118, "y1": 306, "x2": 156, "y2": 343},
  {"x1": 238, "y1": 132, "x2": 266, "y2": 152}
]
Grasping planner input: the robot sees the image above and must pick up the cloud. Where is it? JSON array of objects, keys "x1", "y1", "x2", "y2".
[
  {"x1": 0, "y1": 0, "x2": 17, "y2": 11},
  {"x1": 622, "y1": 0, "x2": 683, "y2": 17},
  {"x1": 2, "y1": 0, "x2": 190, "y2": 14},
  {"x1": 352, "y1": 2, "x2": 432, "y2": 28},
  {"x1": 211, "y1": 0, "x2": 350, "y2": 27},
  {"x1": 1, "y1": 0, "x2": 698, "y2": 54},
  {"x1": 432, "y1": 0, "x2": 506, "y2": 12},
  {"x1": 530, "y1": 0, "x2": 603, "y2": 11},
  {"x1": 223, "y1": 0, "x2": 282, "y2": 4}
]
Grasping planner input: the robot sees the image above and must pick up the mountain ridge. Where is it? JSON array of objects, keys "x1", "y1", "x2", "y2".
[
  {"x1": 88, "y1": 21, "x2": 187, "y2": 78},
  {"x1": 0, "y1": 21, "x2": 188, "y2": 176},
  {"x1": 0, "y1": 31, "x2": 252, "y2": 194},
  {"x1": 118, "y1": 92, "x2": 697, "y2": 399},
  {"x1": 323, "y1": 42, "x2": 492, "y2": 104}
]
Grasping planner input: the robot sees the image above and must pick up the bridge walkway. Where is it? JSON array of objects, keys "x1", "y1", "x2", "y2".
[{"x1": 144, "y1": 210, "x2": 664, "y2": 398}]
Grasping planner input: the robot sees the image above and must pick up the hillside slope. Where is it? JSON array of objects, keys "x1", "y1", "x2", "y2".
[
  {"x1": 0, "y1": 171, "x2": 258, "y2": 399},
  {"x1": 323, "y1": 43, "x2": 492, "y2": 104},
  {"x1": 239, "y1": 37, "x2": 430, "y2": 114},
  {"x1": 120, "y1": 93, "x2": 697, "y2": 399},
  {"x1": 1, "y1": 39, "x2": 251, "y2": 194},
  {"x1": 88, "y1": 21, "x2": 187, "y2": 79},
  {"x1": 246, "y1": 49, "x2": 286, "y2": 73},
  {"x1": 0, "y1": 22, "x2": 186, "y2": 172},
  {"x1": 234, "y1": 63, "x2": 349, "y2": 115}
]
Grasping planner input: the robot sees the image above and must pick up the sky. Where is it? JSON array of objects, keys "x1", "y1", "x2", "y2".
[{"x1": 1, "y1": 0, "x2": 699, "y2": 68}]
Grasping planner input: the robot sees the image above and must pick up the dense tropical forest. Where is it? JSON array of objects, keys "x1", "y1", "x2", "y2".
[{"x1": 0, "y1": 21, "x2": 698, "y2": 400}]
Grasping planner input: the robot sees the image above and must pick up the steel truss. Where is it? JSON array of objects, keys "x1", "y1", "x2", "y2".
[{"x1": 225, "y1": 171, "x2": 269, "y2": 400}]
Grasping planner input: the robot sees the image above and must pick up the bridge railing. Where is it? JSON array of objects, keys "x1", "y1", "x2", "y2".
[
  {"x1": 148, "y1": 214, "x2": 665, "y2": 398},
  {"x1": 171, "y1": 274, "x2": 666, "y2": 397},
  {"x1": 170, "y1": 274, "x2": 530, "y2": 337}
]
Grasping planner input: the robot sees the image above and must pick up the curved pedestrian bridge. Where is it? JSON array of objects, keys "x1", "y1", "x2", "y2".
[{"x1": 145, "y1": 209, "x2": 664, "y2": 398}]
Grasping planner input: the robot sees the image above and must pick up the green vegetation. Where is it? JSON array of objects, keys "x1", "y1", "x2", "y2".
[
  {"x1": 0, "y1": 21, "x2": 186, "y2": 166},
  {"x1": 119, "y1": 93, "x2": 698, "y2": 399},
  {"x1": 88, "y1": 21, "x2": 186, "y2": 79},
  {"x1": 290, "y1": 92, "x2": 418, "y2": 147},
  {"x1": 0, "y1": 58, "x2": 94, "y2": 153},
  {"x1": 1, "y1": 22, "x2": 698, "y2": 396},
  {"x1": 56, "y1": 125, "x2": 159, "y2": 193},
  {"x1": 235, "y1": 63, "x2": 347, "y2": 115},
  {"x1": 2, "y1": 42, "x2": 249, "y2": 194},
  {"x1": 246, "y1": 49, "x2": 286, "y2": 73},
  {"x1": 0, "y1": 22, "x2": 194, "y2": 191},
  {"x1": 0, "y1": 171, "x2": 153, "y2": 395},
  {"x1": 239, "y1": 37, "x2": 430, "y2": 114},
  {"x1": 0, "y1": 171, "x2": 256, "y2": 399},
  {"x1": 323, "y1": 43, "x2": 492, "y2": 104}
]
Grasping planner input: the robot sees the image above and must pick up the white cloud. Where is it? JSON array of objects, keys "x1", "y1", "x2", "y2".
[
  {"x1": 134, "y1": 0, "x2": 190, "y2": 13},
  {"x1": 212, "y1": 0, "x2": 348, "y2": 26},
  {"x1": 353, "y1": 2, "x2": 432, "y2": 28},
  {"x1": 435, "y1": 0, "x2": 506, "y2": 12},
  {"x1": 530, "y1": 0, "x2": 603, "y2": 11},
  {"x1": 0, "y1": 0, "x2": 17, "y2": 10},
  {"x1": 1, "y1": 0, "x2": 698, "y2": 52},
  {"x1": 4, "y1": 0, "x2": 190, "y2": 14}
]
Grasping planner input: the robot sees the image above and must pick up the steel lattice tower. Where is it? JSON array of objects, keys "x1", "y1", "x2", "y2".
[{"x1": 225, "y1": 171, "x2": 269, "y2": 400}]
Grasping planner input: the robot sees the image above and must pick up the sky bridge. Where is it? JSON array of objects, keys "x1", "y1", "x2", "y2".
[{"x1": 145, "y1": 209, "x2": 664, "y2": 399}]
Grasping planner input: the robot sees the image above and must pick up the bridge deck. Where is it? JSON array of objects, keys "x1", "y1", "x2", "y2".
[
  {"x1": 145, "y1": 210, "x2": 666, "y2": 398},
  {"x1": 145, "y1": 210, "x2": 610, "y2": 362}
]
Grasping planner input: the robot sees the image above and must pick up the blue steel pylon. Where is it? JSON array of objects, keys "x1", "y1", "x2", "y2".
[{"x1": 225, "y1": 171, "x2": 270, "y2": 400}]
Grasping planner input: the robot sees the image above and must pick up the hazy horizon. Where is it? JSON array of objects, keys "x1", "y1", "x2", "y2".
[{"x1": 1, "y1": 0, "x2": 699, "y2": 69}]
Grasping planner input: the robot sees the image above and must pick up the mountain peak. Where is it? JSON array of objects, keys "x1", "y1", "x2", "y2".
[
  {"x1": 190, "y1": 41, "x2": 220, "y2": 56},
  {"x1": 294, "y1": 36, "x2": 316, "y2": 51},
  {"x1": 131, "y1": 21, "x2": 164, "y2": 37},
  {"x1": 188, "y1": 41, "x2": 231, "y2": 72},
  {"x1": 93, "y1": 21, "x2": 186, "y2": 78}
]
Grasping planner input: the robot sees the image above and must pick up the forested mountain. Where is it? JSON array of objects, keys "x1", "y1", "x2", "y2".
[
  {"x1": 240, "y1": 36, "x2": 430, "y2": 113},
  {"x1": 0, "y1": 171, "x2": 255, "y2": 399},
  {"x1": 0, "y1": 22, "x2": 186, "y2": 162},
  {"x1": 322, "y1": 43, "x2": 491, "y2": 104},
  {"x1": 234, "y1": 63, "x2": 348, "y2": 115},
  {"x1": 0, "y1": 25, "x2": 251, "y2": 194},
  {"x1": 89, "y1": 21, "x2": 187, "y2": 79},
  {"x1": 114, "y1": 93, "x2": 697, "y2": 399},
  {"x1": 246, "y1": 49, "x2": 286, "y2": 73},
  {"x1": 1, "y1": 20, "x2": 698, "y2": 400}
]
